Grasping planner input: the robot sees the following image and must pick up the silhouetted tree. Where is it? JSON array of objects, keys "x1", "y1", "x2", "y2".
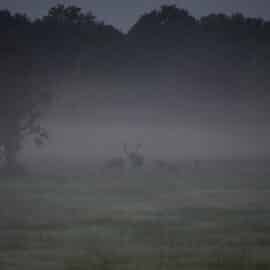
[
  {"x1": 44, "y1": 4, "x2": 95, "y2": 25},
  {"x1": 0, "y1": 56, "x2": 50, "y2": 174},
  {"x1": 0, "y1": 6, "x2": 124, "y2": 174},
  {"x1": 37, "y1": 4, "x2": 122, "y2": 76}
]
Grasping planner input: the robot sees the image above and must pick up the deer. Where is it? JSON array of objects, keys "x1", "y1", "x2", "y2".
[{"x1": 124, "y1": 143, "x2": 144, "y2": 169}]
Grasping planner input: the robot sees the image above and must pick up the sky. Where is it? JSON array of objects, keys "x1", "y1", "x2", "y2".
[{"x1": 1, "y1": 0, "x2": 270, "y2": 32}]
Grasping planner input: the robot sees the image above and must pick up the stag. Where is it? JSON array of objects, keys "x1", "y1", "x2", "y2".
[{"x1": 124, "y1": 143, "x2": 144, "y2": 169}]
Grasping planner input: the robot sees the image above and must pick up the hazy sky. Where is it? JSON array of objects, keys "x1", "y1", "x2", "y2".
[{"x1": 1, "y1": 0, "x2": 270, "y2": 31}]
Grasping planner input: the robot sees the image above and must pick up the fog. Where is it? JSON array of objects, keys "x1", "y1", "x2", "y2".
[{"x1": 20, "y1": 80, "x2": 270, "y2": 174}]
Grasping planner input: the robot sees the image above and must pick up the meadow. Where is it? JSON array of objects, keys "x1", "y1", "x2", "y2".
[{"x1": 0, "y1": 160, "x2": 270, "y2": 269}]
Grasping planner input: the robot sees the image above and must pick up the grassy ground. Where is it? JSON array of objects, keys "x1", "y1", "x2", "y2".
[{"x1": 0, "y1": 169, "x2": 270, "y2": 269}]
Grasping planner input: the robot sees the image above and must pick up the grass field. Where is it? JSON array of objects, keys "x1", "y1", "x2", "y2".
[{"x1": 0, "y1": 163, "x2": 270, "y2": 269}]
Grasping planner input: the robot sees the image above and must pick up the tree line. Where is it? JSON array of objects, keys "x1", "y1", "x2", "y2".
[{"x1": 0, "y1": 4, "x2": 269, "y2": 174}]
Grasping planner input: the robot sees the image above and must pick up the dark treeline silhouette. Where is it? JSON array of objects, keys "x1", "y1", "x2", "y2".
[
  {"x1": 0, "y1": 4, "x2": 270, "y2": 174},
  {"x1": 125, "y1": 6, "x2": 270, "y2": 99},
  {"x1": 0, "y1": 5, "x2": 122, "y2": 174}
]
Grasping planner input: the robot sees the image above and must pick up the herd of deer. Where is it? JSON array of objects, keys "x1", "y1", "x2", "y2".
[
  {"x1": 103, "y1": 143, "x2": 194, "y2": 174},
  {"x1": 0, "y1": 143, "x2": 199, "y2": 175}
]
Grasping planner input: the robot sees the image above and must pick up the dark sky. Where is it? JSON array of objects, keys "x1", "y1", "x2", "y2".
[{"x1": 1, "y1": 0, "x2": 270, "y2": 32}]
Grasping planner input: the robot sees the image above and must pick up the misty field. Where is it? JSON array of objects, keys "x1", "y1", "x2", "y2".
[{"x1": 1, "y1": 161, "x2": 270, "y2": 269}]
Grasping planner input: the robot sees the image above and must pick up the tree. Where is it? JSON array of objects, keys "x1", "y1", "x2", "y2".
[
  {"x1": 0, "y1": 55, "x2": 51, "y2": 175},
  {"x1": 128, "y1": 5, "x2": 196, "y2": 37},
  {"x1": 38, "y1": 5, "x2": 122, "y2": 76},
  {"x1": 44, "y1": 4, "x2": 95, "y2": 25}
]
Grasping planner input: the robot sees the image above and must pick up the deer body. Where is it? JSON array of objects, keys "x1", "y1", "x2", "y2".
[{"x1": 124, "y1": 144, "x2": 144, "y2": 169}]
